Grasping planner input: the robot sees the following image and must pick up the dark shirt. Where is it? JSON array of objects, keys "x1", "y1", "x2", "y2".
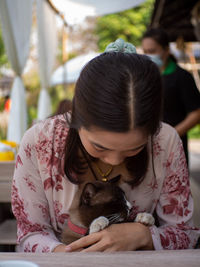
[{"x1": 162, "y1": 63, "x2": 200, "y2": 162}]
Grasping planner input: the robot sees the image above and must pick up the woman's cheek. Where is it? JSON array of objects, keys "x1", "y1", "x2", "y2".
[{"x1": 85, "y1": 146, "x2": 102, "y2": 158}]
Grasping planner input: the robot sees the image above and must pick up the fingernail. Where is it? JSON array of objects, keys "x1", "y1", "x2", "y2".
[{"x1": 65, "y1": 246, "x2": 71, "y2": 252}]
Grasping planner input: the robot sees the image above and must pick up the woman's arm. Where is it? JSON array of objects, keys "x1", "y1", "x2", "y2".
[
  {"x1": 11, "y1": 125, "x2": 63, "y2": 252},
  {"x1": 150, "y1": 138, "x2": 200, "y2": 250},
  {"x1": 176, "y1": 69, "x2": 200, "y2": 137},
  {"x1": 175, "y1": 108, "x2": 200, "y2": 137}
]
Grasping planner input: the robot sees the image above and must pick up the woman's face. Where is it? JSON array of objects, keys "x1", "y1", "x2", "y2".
[
  {"x1": 142, "y1": 37, "x2": 169, "y2": 68},
  {"x1": 79, "y1": 127, "x2": 148, "y2": 166}
]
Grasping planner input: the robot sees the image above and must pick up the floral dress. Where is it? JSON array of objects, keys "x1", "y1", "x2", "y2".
[{"x1": 11, "y1": 115, "x2": 200, "y2": 252}]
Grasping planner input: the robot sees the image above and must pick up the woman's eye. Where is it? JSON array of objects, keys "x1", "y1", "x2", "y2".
[
  {"x1": 93, "y1": 145, "x2": 105, "y2": 152},
  {"x1": 130, "y1": 148, "x2": 140, "y2": 152}
]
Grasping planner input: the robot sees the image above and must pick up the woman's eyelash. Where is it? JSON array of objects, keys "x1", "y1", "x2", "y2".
[
  {"x1": 130, "y1": 147, "x2": 143, "y2": 152},
  {"x1": 93, "y1": 145, "x2": 145, "y2": 152},
  {"x1": 93, "y1": 145, "x2": 106, "y2": 151}
]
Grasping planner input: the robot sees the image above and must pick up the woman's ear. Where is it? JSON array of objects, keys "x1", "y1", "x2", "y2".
[{"x1": 81, "y1": 183, "x2": 97, "y2": 205}]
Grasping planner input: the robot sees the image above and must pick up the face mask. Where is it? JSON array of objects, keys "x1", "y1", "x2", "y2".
[{"x1": 146, "y1": 54, "x2": 163, "y2": 67}]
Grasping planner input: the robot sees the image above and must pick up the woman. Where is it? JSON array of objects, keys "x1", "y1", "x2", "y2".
[
  {"x1": 142, "y1": 28, "x2": 200, "y2": 164},
  {"x1": 12, "y1": 39, "x2": 200, "y2": 252}
]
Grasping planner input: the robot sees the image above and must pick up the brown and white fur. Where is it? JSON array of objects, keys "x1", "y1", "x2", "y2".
[{"x1": 61, "y1": 181, "x2": 154, "y2": 245}]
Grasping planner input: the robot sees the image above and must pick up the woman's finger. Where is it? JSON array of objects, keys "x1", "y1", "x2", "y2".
[
  {"x1": 81, "y1": 240, "x2": 105, "y2": 252},
  {"x1": 65, "y1": 232, "x2": 100, "y2": 252}
]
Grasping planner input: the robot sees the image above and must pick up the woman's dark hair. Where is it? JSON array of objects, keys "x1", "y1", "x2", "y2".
[
  {"x1": 64, "y1": 52, "x2": 162, "y2": 186},
  {"x1": 143, "y1": 28, "x2": 177, "y2": 62}
]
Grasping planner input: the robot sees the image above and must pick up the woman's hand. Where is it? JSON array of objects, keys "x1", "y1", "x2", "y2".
[
  {"x1": 53, "y1": 244, "x2": 69, "y2": 252},
  {"x1": 65, "y1": 222, "x2": 154, "y2": 252}
]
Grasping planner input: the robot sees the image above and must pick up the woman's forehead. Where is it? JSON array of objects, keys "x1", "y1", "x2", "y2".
[{"x1": 79, "y1": 127, "x2": 148, "y2": 150}]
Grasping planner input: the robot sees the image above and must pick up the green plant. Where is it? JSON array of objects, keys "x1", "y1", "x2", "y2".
[
  {"x1": 95, "y1": 0, "x2": 154, "y2": 51},
  {"x1": 0, "y1": 126, "x2": 7, "y2": 140},
  {"x1": 188, "y1": 124, "x2": 200, "y2": 139}
]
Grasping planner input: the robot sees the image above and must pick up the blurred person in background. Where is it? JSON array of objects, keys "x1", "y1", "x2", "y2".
[
  {"x1": 4, "y1": 95, "x2": 11, "y2": 113},
  {"x1": 53, "y1": 99, "x2": 72, "y2": 116},
  {"x1": 32, "y1": 99, "x2": 72, "y2": 127},
  {"x1": 142, "y1": 28, "x2": 200, "y2": 164}
]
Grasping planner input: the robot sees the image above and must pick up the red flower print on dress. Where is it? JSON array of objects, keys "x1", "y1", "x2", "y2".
[
  {"x1": 44, "y1": 177, "x2": 55, "y2": 190},
  {"x1": 23, "y1": 175, "x2": 36, "y2": 192},
  {"x1": 24, "y1": 144, "x2": 32, "y2": 159},
  {"x1": 35, "y1": 132, "x2": 53, "y2": 167},
  {"x1": 163, "y1": 141, "x2": 189, "y2": 194},
  {"x1": 55, "y1": 174, "x2": 62, "y2": 183},
  {"x1": 52, "y1": 171, "x2": 64, "y2": 192},
  {"x1": 24, "y1": 243, "x2": 39, "y2": 252},
  {"x1": 162, "y1": 141, "x2": 191, "y2": 218},
  {"x1": 163, "y1": 190, "x2": 191, "y2": 218},
  {"x1": 16, "y1": 155, "x2": 23, "y2": 169},
  {"x1": 152, "y1": 136, "x2": 163, "y2": 157},
  {"x1": 12, "y1": 184, "x2": 49, "y2": 243},
  {"x1": 24, "y1": 243, "x2": 31, "y2": 252},
  {"x1": 145, "y1": 177, "x2": 158, "y2": 194},
  {"x1": 177, "y1": 222, "x2": 199, "y2": 231},
  {"x1": 54, "y1": 200, "x2": 69, "y2": 225},
  {"x1": 42, "y1": 246, "x2": 50, "y2": 252},
  {"x1": 53, "y1": 120, "x2": 68, "y2": 157},
  {"x1": 160, "y1": 227, "x2": 190, "y2": 249},
  {"x1": 163, "y1": 197, "x2": 184, "y2": 216},
  {"x1": 55, "y1": 184, "x2": 63, "y2": 191},
  {"x1": 35, "y1": 203, "x2": 49, "y2": 219},
  {"x1": 32, "y1": 244, "x2": 39, "y2": 252}
]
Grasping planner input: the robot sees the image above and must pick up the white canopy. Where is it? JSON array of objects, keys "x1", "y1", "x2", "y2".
[
  {"x1": 52, "y1": 0, "x2": 146, "y2": 25},
  {"x1": 0, "y1": 0, "x2": 33, "y2": 143},
  {"x1": 36, "y1": 0, "x2": 57, "y2": 120},
  {"x1": 51, "y1": 52, "x2": 100, "y2": 85},
  {"x1": 71, "y1": 0, "x2": 146, "y2": 16}
]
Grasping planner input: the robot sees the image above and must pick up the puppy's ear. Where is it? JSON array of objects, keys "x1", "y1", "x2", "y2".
[{"x1": 81, "y1": 183, "x2": 97, "y2": 205}]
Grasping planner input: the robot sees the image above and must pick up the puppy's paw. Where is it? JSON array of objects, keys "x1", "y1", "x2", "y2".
[
  {"x1": 135, "y1": 212, "x2": 155, "y2": 226},
  {"x1": 89, "y1": 216, "x2": 109, "y2": 234}
]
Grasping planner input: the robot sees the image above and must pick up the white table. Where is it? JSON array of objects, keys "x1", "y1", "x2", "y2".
[{"x1": 0, "y1": 250, "x2": 199, "y2": 267}]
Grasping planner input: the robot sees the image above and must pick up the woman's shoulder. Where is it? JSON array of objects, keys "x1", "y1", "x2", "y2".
[
  {"x1": 159, "y1": 122, "x2": 178, "y2": 137},
  {"x1": 153, "y1": 122, "x2": 181, "y2": 155},
  {"x1": 22, "y1": 114, "x2": 69, "y2": 146}
]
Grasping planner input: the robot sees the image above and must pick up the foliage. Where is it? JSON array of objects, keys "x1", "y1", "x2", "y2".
[
  {"x1": 0, "y1": 126, "x2": 6, "y2": 140},
  {"x1": 0, "y1": 97, "x2": 5, "y2": 112},
  {"x1": 95, "y1": 0, "x2": 155, "y2": 51},
  {"x1": 49, "y1": 84, "x2": 74, "y2": 115},
  {"x1": 23, "y1": 70, "x2": 40, "y2": 126},
  {"x1": 188, "y1": 124, "x2": 200, "y2": 139},
  {"x1": 0, "y1": 25, "x2": 9, "y2": 69},
  {"x1": 23, "y1": 69, "x2": 74, "y2": 127}
]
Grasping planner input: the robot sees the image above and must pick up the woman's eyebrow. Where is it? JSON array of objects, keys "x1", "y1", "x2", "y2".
[{"x1": 91, "y1": 141, "x2": 147, "y2": 151}]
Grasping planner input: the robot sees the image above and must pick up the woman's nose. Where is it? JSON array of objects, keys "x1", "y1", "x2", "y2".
[{"x1": 103, "y1": 154, "x2": 124, "y2": 166}]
